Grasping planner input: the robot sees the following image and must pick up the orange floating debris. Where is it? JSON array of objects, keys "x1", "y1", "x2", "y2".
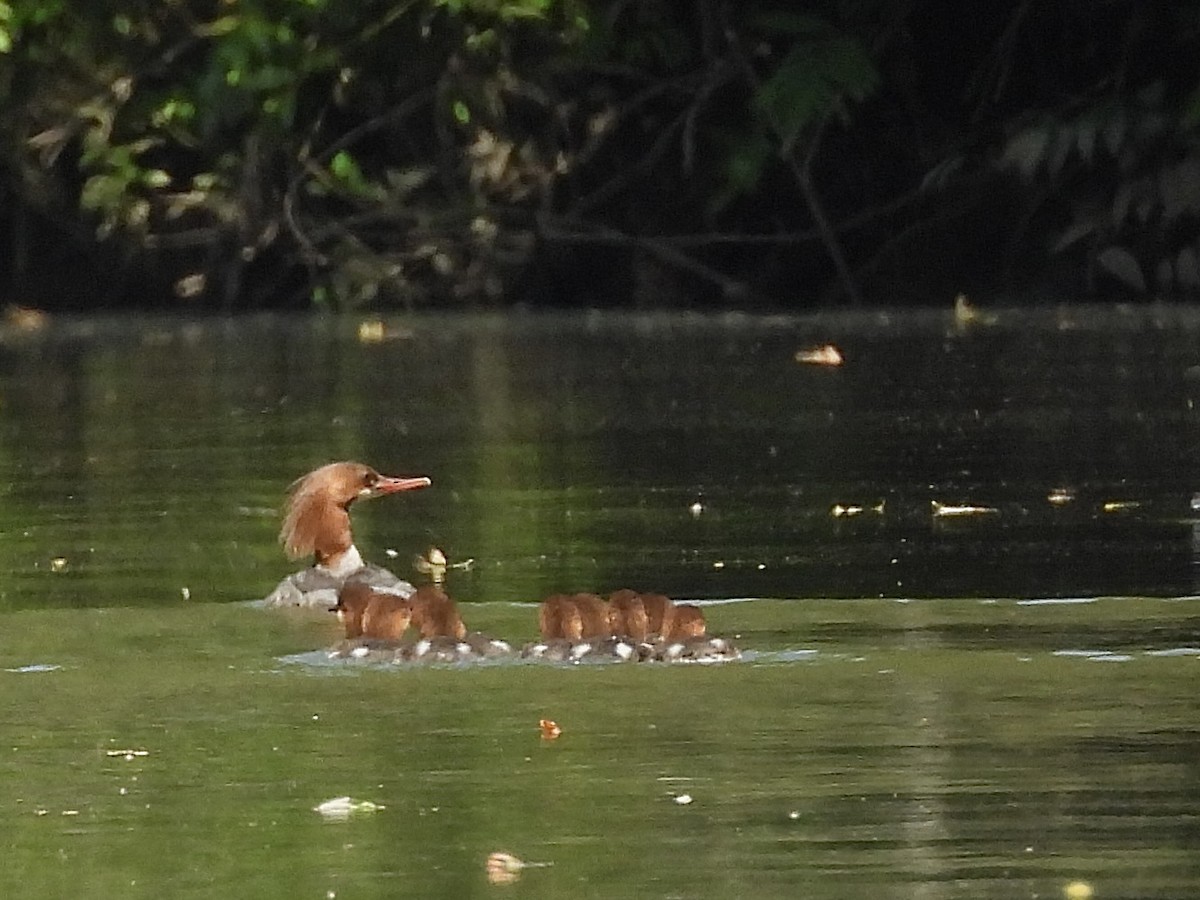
[
  {"x1": 539, "y1": 719, "x2": 562, "y2": 740},
  {"x1": 795, "y1": 344, "x2": 844, "y2": 366}
]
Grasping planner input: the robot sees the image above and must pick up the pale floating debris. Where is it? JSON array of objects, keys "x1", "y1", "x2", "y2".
[
  {"x1": 174, "y1": 273, "x2": 205, "y2": 298},
  {"x1": 356, "y1": 320, "x2": 413, "y2": 344},
  {"x1": 688, "y1": 500, "x2": 704, "y2": 518},
  {"x1": 357, "y1": 320, "x2": 386, "y2": 344},
  {"x1": 794, "y1": 344, "x2": 843, "y2": 366},
  {"x1": 953, "y1": 293, "x2": 998, "y2": 328},
  {"x1": 180, "y1": 586, "x2": 191, "y2": 601},
  {"x1": 1047, "y1": 487, "x2": 1075, "y2": 505},
  {"x1": 673, "y1": 793, "x2": 694, "y2": 805},
  {"x1": 414, "y1": 547, "x2": 473, "y2": 583},
  {"x1": 5, "y1": 663, "x2": 61, "y2": 673},
  {"x1": 61, "y1": 809, "x2": 79, "y2": 816},
  {"x1": 931, "y1": 500, "x2": 999, "y2": 518},
  {"x1": 384, "y1": 548, "x2": 399, "y2": 558},
  {"x1": 50, "y1": 557, "x2": 68, "y2": 573},
  {"x1": 106, "y1": 749, "x2": 150, "y2": 759},
  {"x1": 1063, "y1": 880, "x2": 1094, "y2": 900},
  {"x1": 4, "y1": 305, "x2": 50, "y2": 333},
  {"x1": 314, "y1": 796, "x2": 385, "y2": 820},
  {"x1": 712, "y1": 561, "x2": 725, "y2": 570},
  {"x1": 1191, "y1": 492, "x2": 1200, "y2": 512},
  {"x1": 1102, "y1": 500, "x2": 1141, "y2": 512},
  {"x1": 787, "y1": 810, "x2": 801, "y2": 820},
  {"x1": 486, "y1": 851, "x2": 523, "y2": 885},
  {"x1": 415, "y1": 547, "x2": 447, "y2": 573},
  {"x1": 1016, "y1": 597, "x2": 1098, "y2": 606},
  {"x1": 831, "y1": 500, "x2": 885, "y2": 518},
  {"x1": 485, "y1": 851, "x2": 551, "y2": 885}
]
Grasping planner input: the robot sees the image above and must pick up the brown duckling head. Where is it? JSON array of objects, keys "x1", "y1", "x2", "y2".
[
  {"x1": 334, "y1": 581, "x2": 412, "y2": 641},
  {"x1": 607, "y1": 589, "x2": 649, "y2": 641}
]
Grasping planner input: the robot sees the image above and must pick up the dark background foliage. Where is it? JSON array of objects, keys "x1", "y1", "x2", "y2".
[{"x1": 1, "y1": 0, "x2": 1197, "y2": 311}]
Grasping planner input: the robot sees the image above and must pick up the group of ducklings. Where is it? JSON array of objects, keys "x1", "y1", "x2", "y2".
[{"x1": 327, "y1": 583, "x2": 739, "y2": 665}]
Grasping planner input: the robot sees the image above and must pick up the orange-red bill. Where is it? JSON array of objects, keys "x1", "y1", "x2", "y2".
[{"x1": 373, "y1": 475, "x2": 432, "y2": 494}]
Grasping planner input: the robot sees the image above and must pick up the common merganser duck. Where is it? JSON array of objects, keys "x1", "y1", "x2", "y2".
[
  {"x1": 408, "y1": 585, "x2": 468, "y2": 639},
  {"x1": 525, "y1": 590, "x2": 640, "y2": 663},
  {"x1": 333, "y1": 580, "x2": 412, "y2": 640},
  {"x1": 262, "y1": 461, "x2": 430, "y2": 607},
  {"x1": 329, "y1": 580, "x2": 513, "y2": 663},
  {"x1": 607, "y1": 589, "x2": 649, "y2": 642},
  {"x1": 660, "y1": 603, "x2": 707, "y2": 641},
  {"x1": 630, "y1": 592, "x2": 671, "y2": 637},
  {"x1": 526, "y1": 590, "x2": 739, "y2": 664}
]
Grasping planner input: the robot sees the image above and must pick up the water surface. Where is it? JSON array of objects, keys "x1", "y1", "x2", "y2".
[{"x1": 1, "y1": 308, "x2": 1198, "y2": 897}]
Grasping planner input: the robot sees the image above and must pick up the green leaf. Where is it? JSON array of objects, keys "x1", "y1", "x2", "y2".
[
  {"x1": 330, "y1": 150, "x2": 364, "y2": 182},
  {"x1": 755, "y1": 35, "x2": 878, "y2": 147}
]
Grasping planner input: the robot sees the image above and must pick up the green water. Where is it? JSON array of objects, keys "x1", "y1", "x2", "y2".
[
  {"x1": 1, "y1": 309, "x2": 1199, "y2": 897},
  {"x1": 2, "y1": 598, "x2": 1196, "y2": 898}
]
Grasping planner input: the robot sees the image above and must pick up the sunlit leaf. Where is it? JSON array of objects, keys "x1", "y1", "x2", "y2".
[
  {"x1": 1096, "y1": 245, "x2": 1145, "y2": 292},
  {"x1": 1002, "y1": 127, "x2": 1050, "y2": 180},
  {"x1": 756, "y1": 35, "x2": 878, "y2": 148},
  {"x1": 141, "y1": 169, "x2": 171, "y2": 188},
  {"x1": 1051, "y1": 219, "x2": 1096, "y2": 255},
  {"x1": 330, "y1": 150, "x2": 363, "y2": 182},
  {"x1": 452, "y1": 100, "x2": 470, "y2": 124},
  {"x1": 920, "y1": 155, "x2": 964, "y2": 192}
]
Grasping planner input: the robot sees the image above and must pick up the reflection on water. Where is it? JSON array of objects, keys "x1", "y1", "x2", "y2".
[
  {"x1": 2, "y1": 307, "x2": 1200, "y2": 607},
  {"x1": 1, "y1": 309, "x2": 1199, "y2": 896}
]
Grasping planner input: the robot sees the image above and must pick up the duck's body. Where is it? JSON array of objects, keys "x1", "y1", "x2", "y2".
[
  {"x1": 655, "y1": 635, "x2": 740, "y2": 664},
  {"x1": 527, "y1": 590, "x2": 732, "y2": 664},
  {"x1": 521, "y1": 635, "x2": 639, "y2": 664},
  {"x1": 328, "y1": 576, "x2": 509, "y2": 662},
  {"x1": 408, "y1": 585, "x2": 468, "y2": 639},
  {"x1": 639, "y1": 593, "x2": 673, "y2": 636},
  {"x1": 334, "y1": 580, "x2": 413, "y2": 640},
  {"x1": 660, "y1": 603, "x2": 707, "y2": 641},
  {"x1": 262, "y1": 462, "x2": 430, "y2": 607},
  {"x1": 607, "y1": 589, "x2": 649, "y2": 641}
]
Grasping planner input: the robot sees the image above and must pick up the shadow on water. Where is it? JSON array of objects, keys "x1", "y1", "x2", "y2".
[{"x1": 0, "y1": 308, "x2": 1199, "y2": 897}]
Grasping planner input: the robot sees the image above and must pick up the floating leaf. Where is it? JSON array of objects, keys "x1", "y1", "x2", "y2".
[
  {"x1": 486, "y1": 851, "x2": 525, "y2": 885},
  {"x1": 794, "y1": 344, "x2": 843, "y2": 366},
  {"x1": 313, "y1": 796, "x2": 385, "y2": 821}
]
